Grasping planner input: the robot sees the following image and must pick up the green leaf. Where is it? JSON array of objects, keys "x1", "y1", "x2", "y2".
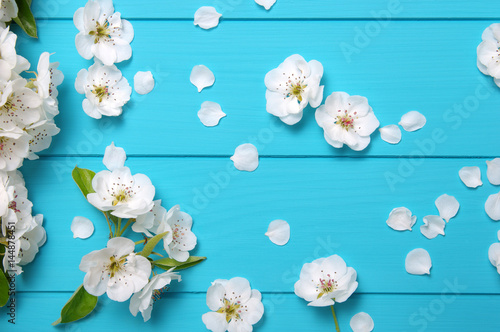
[
  {"x1": 153, "y1": 256, "x2": 206, "y2": 271},
  {"x1": 13, "y1": 0, "x2": 37, "y2": 38},
  {"x1": 52, "y1": 285, "x2": 98, "y2": 325},
  {"x1": 139, "y1": 231, "x2": 169, "y2": 258},
  {"x1": 72, "y1": 167, "x2": 96, "y2": 199},
  {"x1": 0, "y1": 269, "x2": 9, "y2": 307}
]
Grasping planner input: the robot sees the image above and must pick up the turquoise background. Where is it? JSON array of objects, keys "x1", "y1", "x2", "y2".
[{"x1": 3, "y1": 0, "x2": 500, "y2": 330}]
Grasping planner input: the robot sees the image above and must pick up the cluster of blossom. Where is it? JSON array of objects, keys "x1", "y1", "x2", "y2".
[
  {"x1": 74, "y1": 0, "x2": 133, "y2": 119},
  {"x1": 477, "y1": 23, "x2": 500, "y2": 87}
]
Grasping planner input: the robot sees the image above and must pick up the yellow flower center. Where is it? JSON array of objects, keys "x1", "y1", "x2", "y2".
[
  {"x1": 112, "y1": 189, "x2": 128, "y2": 206},
  {"x1": 107, "y1": 255, "x2": 126, "y2": 278},
  {"x1": 288, "y1": 82, "x2": 307, "y2": 102},
  {"x1": 335, "y1": 110, "x2": 357, "y2": 131},
  {"x1": 317, "y1": 276, "x2": 338, "y2": 299},
  {"x1": 89, "y1": 21, "x2": 111, "y2": 43},
  {"x1": 217, "y1": 298, "x2": 242, "y2": 323},
  {"x1": 92, "y1": 85, "x2": 109, "y2": 103}
]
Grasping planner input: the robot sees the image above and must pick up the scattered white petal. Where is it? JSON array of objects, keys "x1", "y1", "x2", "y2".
[
  {"x1": 194, "y1": 6, "x2": 221, "y2": 30},
  {"x1": 230, "y1": 143, "x2": 259, "y2": 172},
  {"x1": 488, "y1": 243, "x2": 500, "y2": 274},
  {"x1": 420, "y1": 215, "x2": 446, "y2": 239},
  {"x1": 265, "y1": 220, "x2": 290, "y2": 246},
  {"x1": 134, "y1": 71, "x2": 155, "y2": 95},
  {"x1": 103, "y1": 142, "x2": 126, "y2": 171},
  {"x1": 190, "y1": 65, "x2": 215, "y2": 92},
  {"x1": 398, "y1": 111, "x2": 426, "y2": 132},
  {"x1": 459, "y1": 166, "x2": 482, "y2": 188},
  {"x1": 350, "y1": 312, "x2": 374, "y2": 332},
  {"x1": 405, "y1": 248, "x2": 432, "y2": 275},
  {"x1": 435, "y1": 194, "x2": 460, "y2": 222},
  {"x1": 498, "y1": 230, "x2": 500, "y2": 241},
  {"x1": 386, "y1": 207, "x2": 416, "y2": 231},
  {"x1": 486, "y1": 158, "x2": 500, "y2": 185},
  {"x1": 485, "y1": 192, "x2": 500, "y2": 221},
  {"x1": 255, "y1": 0, "x2": 276, "y2": 10},
  {"x1": 198, "y1": 101, "x2": 226, "y2": 127},
  {"x1": 379, "y1": 124, "x2": 402, "y2": 144},
  {"x1": 71, "y1": 217, "x2": 94, "y2": 239}
]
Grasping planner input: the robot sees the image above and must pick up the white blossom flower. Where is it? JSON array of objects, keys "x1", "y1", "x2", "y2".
[
  {"x1": 435, "y1": 194, "x2": 459, "y2": 223},
  {"x1": 489, "y1": 243, "x2": 500, "y2": 274},
  {"x1": 255, "y1": 0, "x2": 276, "y2": 10},
  {"x1": 265, "y1": 219, "x2": 290, "y2": 246},
  {"x1": 231, "y1": 143, "x2": 259, "y2": 172},
  {"x1": 190, "y1": 65, "x2": 215, "y2": 92},
  {"x1": 75, "y1": 60, "x2": 132, "y2": 119},
  {"x1": 71, "y1": 216, "x2": 94, "y2": 239},
  {"x1": 315, "y1": 92, "x2": 379, "y2": 151},
  {"x1": 158, "y1": 205, "x2": 196, "y2": 262},
  {"x1": 202, "y1": 277, "x2": 264, "y2": 332},
  {"x1": 379, "y1": 124, "x2": 401, "y2": 144},
  {"x1": 74, "y1": 0, "x2": 134, "y2": 65},
  {"x1": 0, "y1": 78, "x2": 41, "y2": 127},
  {"x1": 265, "y1": 54, "x2": 324, "y2": 125},
  {"x1": 0, "y1": 126, "x2": 31, "y2": 171},
  {"x1": 398, "y1": 111, "x2": 426, "y2": 132},
  {"x1": 294, "y1": 254, "x2": 358, "y2": 307},
  {"x1": 18, "y1": 214, "x2": 46, "y2": 265},
  {"x1": 420, "y1": 215, "x2": 446, "y2": 239},
  {"x1": 87, "y1": 167, "x2": 155, "y2": 218},
  {"x1": 459, "y1": 166, "x2": 482, "y2": 188},
  {"x1": 34, "y1": 52, "x2": 64, "y2": 119},
  {"x1": 129, "y1": 268, "x2": 181, "y2": 322},
  {"x1": 133, "y1": 200, "x2": 165, "y2": 237},
  {"x1": 79, "y1": 237, "x2": 151, "y2": 302},
  {"x1": 405, "y1": 248, "x2": 432, "y2": 275},
  {"x1": 0, "y1": 26, "x2": 23, "y2": 81},
  {"x1": 1, "y1": 171, "x2": 32, "y2": 236},
  {"x1": 0, "y1": 0, "x2": 18, "y2": 23},
  {"x1": 386, "y1": 207, "x2": 416, "y2": 231},
  {"x1": 486, "y1": 158, "x2": 500, "y2": 185},
  {"x1": 26, "y1": 120, "x2": 61, "y2": 160},
  {"x1": 134, "y1": 71, "x2": 154, "y2": 95},
  {"x1": 194, "y1": 6, "x2": 221, "y2": 30},
  {"x1": 477, "y1": 24, "x2": 500, "y2": 79},
  {"x1": 350, "y1": 312, "x2": 374, "y2": 332},
  {"x1": 485, "y1": 192, "x2": 500, "y2": 221},
  {"x1": 198, "y1": 101, "x2": 226, "y2": 127}
]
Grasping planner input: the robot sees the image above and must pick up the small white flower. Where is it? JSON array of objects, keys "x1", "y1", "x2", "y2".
[
  {"x1": 34, "y1": 52, "x2": 64, "y2": 119},
  {"x1": 255, "y1": 0, "x2": 276, "y2": 10},
  {"x1": 198, "y1": 101, "x2": 226, "y2": 127},
  {"x1": 79, "y1": 237, "x2": 151, "y2": 302},
  {"x1": 485, "y1": 192, "x2": 500, "y2": 221},
  {"x1": 405, "y1": 248, "x2": 432, "y2": 275},
  {"x1": 379, "y1": 124, "x2": 402, "y2": 144},
  {"x1": 74, "y1": 0, "x2": 134, "y2": 65},
  {"x1": 103, "y1": 142, "x2": 126, "y2": 171},
  {"x1": 230, "y1": 143, "x2": 259, "y2": 172},
  {"x1": 435, "y1": 194, "x2": 459, "y2": 223},
  {"x1": 477, "y1": 24, "x2": 500, "y2": 79},
  {"x1": 129, "y1": 268, "x2": 181, "y2": 322},
  {"x1": 202, "y1": 277, "x2": 264, "y2": 332},
  {"x1": 486, "y1": 158, "x2": 500, "y2": 185},
  {"x1": 386, "y1": 207, "x2": 416, "y2": 231},
  {"x1": 190, "y1": 65, "x2": 215, "y2": 92},
  {"x1": 398, "y1": 111, "x2": 426, "y2": 132},
  {"x1": 0, "y1": 78, "x2": 41, "y2": 127},
  {"x1": 159, "y1": 205, "x2": 197, "y2": 262},
  {"x1": 71, "y1": 216, "x2": 94, "y2": 239},
  {"x1": 194, "y1": 6, "x2": 222, "y2": 30},
  {"x1": 265, "y1": 219, "x2": 290, "y2": 246},
  {"x1": 18, "y1": 214, "x2": 46, "y2": 265},
  {"x1": 294, "y1": 254, "x2": 358, "y2": 307},
  {"x1": 133, "y1": 200, "x2": 165, "y2": 237},
  {"x1": 0, "y1": 0, "x2": 18, "y2": 23},
  {"x1": 420, "y1": 215, "x2": 445, "y2": 239},
  {"x1": 459, "y1": 166, "x2": 482, "y2": 188},
  {"x1": 87, "y1": 167, "x2": 155, "y2": 218},
  {"x1": 26, "y1": 120, "x2": 61, "y2": 160},
  {"x1": 350, "y1": 312, "x2": 374, "y2": 332},
  {"x1": 0, "y1": 26, "x2": 23, "y2": 81},
  {"x1": 265, "y1": 54, "x2": 324, "y2": 125},
  {"x1": 134, "y1": 71, "x2": 155, "y2": 95},
  {"x1": 75, "y1": 60, "x2": 132, "y2": 119},
  {"x1": 315, "y1": 92, "x2": 379, "y2": 151},
  {"x1": 0, "y1": 126, "x2": 31, "y2": 171},
  {"x1": 490, "y1": 243, "x2": 500, "y2": 274}
]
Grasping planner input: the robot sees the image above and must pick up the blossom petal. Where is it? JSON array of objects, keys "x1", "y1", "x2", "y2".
[
  {"x1": 194, "y1": 6, "x2": 221, "y2": 30},
  {"x1": 405, "y1": 248, "x2": 432, "y2": 275},
  {"x1": 202, "y1": 312, "x2": 227, "y2": 332},
  {"x1": 255, "y1": 0, "x2": 276, "y2": 10},
  {"x1": 459, "y1": 166, "x2": 482, "y2": 188},
  {"x1": 103, "y1": 142, "x2": 126, "y2": 171},
  {"x1": 225, "y1": 277, "x2": 252, "y2": 303},
  {"x1": 485, "y1": 192, "x2": 500, "y2": 221},
  {"x1": 379, "y1": 124, "x2": 402, "y2": 144},
  {"x1": 498, "y1": 230, "x2": 500, "y2": 242},
  {"x1": 206, "y1": 283, "x2": 225, "y2": 311},
  {"x1": 350, "y1": 312, "x2": 375, "y2": 332},
  {"x1": 265, "y1": 219, "x2": 290, "y2": 246},
  {"x1": 420, "y1": 215, "x2": 446, "y2": 239},
  {"x1": 230, "y1": 143, "x2": 259, "y2": 172},
  {"x1": 398, "y1": 111, "x2": 426, "y2": 132},
  {"x1": 134, "y1": 71, "x2": 155, "y2": 95},
  {"x1": 386, "y1": 207, "x2": 416, "y2": 231},
  {"x1": 489, "y1": 243, "x2": 500, "y2": 274},
  {"x1": 190, "y1": 65, "x2": 215, "y2": 92},
  {"x1": 71, "y1": 216, "x2": 94, "y2": 239},
  {"x1": 435, "y1": 194, "x2": 460, "y2": 222},
  {"x1": 486, "y1": 158, "x2": 500, "y2": 185},
  {"x1": 198, "y1": 101, "x2": 226, "y2": 127}
]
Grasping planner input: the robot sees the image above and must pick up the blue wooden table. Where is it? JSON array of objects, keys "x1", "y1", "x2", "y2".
[{"x1": 3, "y1": 0, "x2": 500, "y2": 330}]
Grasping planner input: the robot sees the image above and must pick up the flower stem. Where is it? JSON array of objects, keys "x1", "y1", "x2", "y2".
[
  {"x1": 114, "y1": 218, "x2": 122, "y2": 237},
  {"x1": 102, "y1": 212, "x2": 113, "y2": 238},
  {"x1": 118, "y1": 218, "x2": 135, "y2": 237},
  {"x1": 331, "y1": 306, "x2": 340, "y2": 332},
  {"x1": 134, "y1": 239, "x2": 146, "y2": 245}
]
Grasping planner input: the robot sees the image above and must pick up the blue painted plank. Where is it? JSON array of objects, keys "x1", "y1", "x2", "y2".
[
  {"x1": 15, "y1": 20, "x2": 500, "y2": 157},
  {"x1": 31, "y1": 0, "x2": 500, "y2": 19},
  {"x1": 2, "y1": 292, "x2": 500, "y2": 331},
  {"x1": 15, "y1": 157, "x2": 500, "y2": 294}
]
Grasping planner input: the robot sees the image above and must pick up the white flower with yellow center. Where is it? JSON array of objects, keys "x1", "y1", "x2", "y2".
[
  {"x1": 74, "y1": 0, "x2": 134, "y2": 66},
  {"x1": 294, "y1": 254, "x2": 358, "y2": 307},
  {"x1": 87, "y1": 166, "x2": 155, "y2": 219},
  {"x1": 0, "y1": 78, "x2": 41, "y2": 127},
  {"x1": 265, "y1": 54, "x2": 324, "y2": 125},
  {"x1": 79, "y1": 237, "x2": 151, "y2": 302},
  {"x1": 0, "y1": 126, "x2": 31, "y2": 171},
  {"x1": 75, "y1": 60, "x2": 132, "y2": 119},
  {"x1": 157, "y1": 205, "x2": 196, "y2": 262},
  {"x1": 315, "y1": 91, "x2": 380, "y2": 151},
  {"x1": 202, "y1": 277, "x2": 264, "y2": 332}
]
